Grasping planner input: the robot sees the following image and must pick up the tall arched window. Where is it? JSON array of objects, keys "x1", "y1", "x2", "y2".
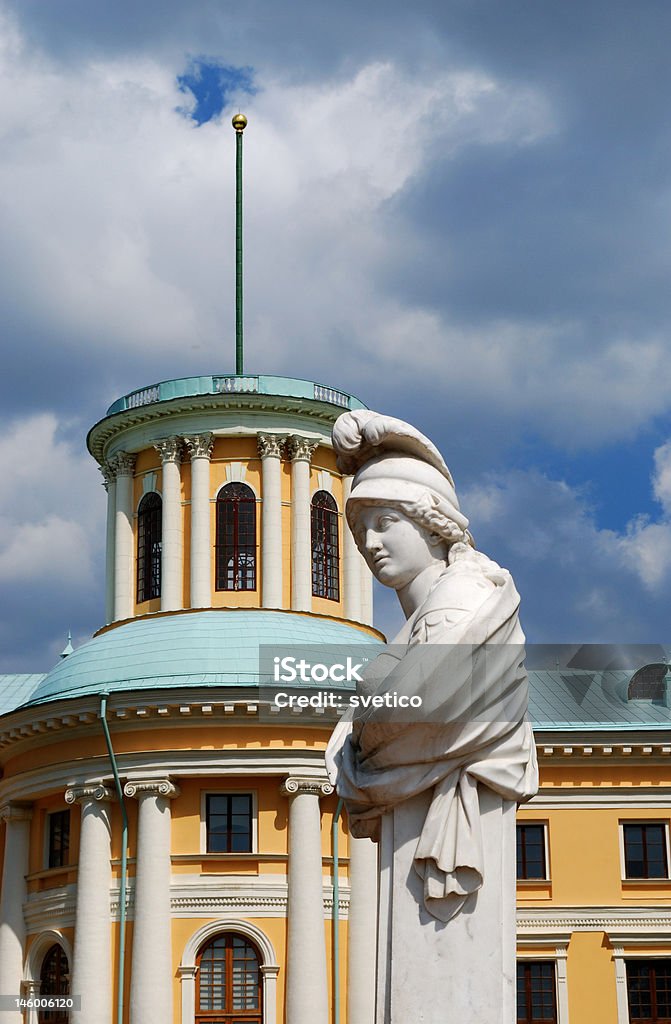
[
  {"x1": 40, "y1": 944, "x2": 70, "y2": 1024},
  {"x1": 311, "y1": 490, "x2": 340, "y2": 601},
  {"x1": 216, "y1": 483, "x2": 256, "y2": 591},
  {"x1": 137, "y1": 492, "x2": 162, "y2": 603},
  {"x1": 196, "y1": 933, "x2": 262, "y2": 1023}
]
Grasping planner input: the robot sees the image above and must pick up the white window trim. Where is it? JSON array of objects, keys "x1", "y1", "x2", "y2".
[
  {"x1": 517, "y1": 938, "x2": 569, "y2": 1024},
  {"x1": 179, "y1": 918, "x2": 279, "y2": 1024},
  {"x1": 517, "y1": 820, "x2": 551, "y2": 882},
  {"x1": 610, "y1": 939, "x2": 671, "y2": 1024},
  {"x1": 43, "y1": 809, "x2": 69, "y2": 871},
  {"x1": 618, "y1": 818, "x2": 671, "y2": 882},
  {"x1": 23, "y1": 929, "x2": 74, "y2": 1024},
  {"x1": 200, "y1": 789, "x2": 258, "y2": 855}
]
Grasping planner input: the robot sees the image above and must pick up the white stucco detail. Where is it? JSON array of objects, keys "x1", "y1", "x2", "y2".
[
  {"x1": 258, "y1": 436, "x2": 283, "y2": 608},
  {"x1": 0, "y1": 804, "x2": 32, "y2": 1024},
  {"x1": 342, "y1": 476, "x2": 362, "y2": 622},
  {"x1": 347, "y1": 834, "x2": 377, "y2": 1023},
  {"x1": 112, "y1": 454, "x2": 135, "y2": 621},
  {"x1": 224, "y1": 461, "x2": 247, "y2": 483}
]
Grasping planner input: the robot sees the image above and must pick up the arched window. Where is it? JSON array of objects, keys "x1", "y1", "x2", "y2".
[
  {"x1": 216, "y1": 483, "x2": 256, "y2": 591},
  {"x1": 628, "y1": 663, "x2": 668, "y2": 701},
  {"x1": 196, "y1": 933, "x2": 262, "y2": 1023},
  {"x1": 40, "y1": 944, "x2": 70, "y2": 1024},
  {"x1": 311, "y1": 490, "x2": 339, "y2": 601},
  {"x1": 137, "y1": 492, "x2": 162, "y2": 603}
]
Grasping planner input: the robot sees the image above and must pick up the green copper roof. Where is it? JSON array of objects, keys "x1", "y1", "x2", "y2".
[
  {"x1": 528, "y1": 669, "x2": 671, "y2": 730},
  {"x1": 21, "y1": 610, "x2": 382, "y2": 708},
  {"x1": 0, "y1": 674, "x2": 47, "y2": 715},
  {"x1": 105, "y1": 374, "x2": 367, "y2": 417}
]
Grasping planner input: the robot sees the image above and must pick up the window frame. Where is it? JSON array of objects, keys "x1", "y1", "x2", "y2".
[
  {"x1": 517, "y1": 821, "x2": 550, "y2": 882},
  {"x1": 215, "y1": 482, "x2": 258, "y2": 592},
  {"x1": 45, "y1": 809, "x2": 70, "y2": 870},
  {"x1": 310, "y1": 489, "x2": 340, "y2": 602},
  {"x1": 625, "y1": 957, "x2": 671, "y2": 1023},
  {"x1": 195, "y1": 931, "x2": 263, "y2": 1023},
  {"x1": 620, "y1": 820, "x2": 671, "y2": 881},
  {"x1": 136, "y1": 490, "x2": 162, "y2": 603},
  {"x1": 516, "y1": 958, "x2": 558, "y2": 1024},
  {"x1": 200, "y1": 790, "x2": 258, "y2": 855}
]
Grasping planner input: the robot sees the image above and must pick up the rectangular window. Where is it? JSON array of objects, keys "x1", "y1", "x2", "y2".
[
  {"x1": 47, "y1": 810, "x2": 70, "y2": 869},
  {"x1": 517, "y1": 823, "x2": 547, "y2": 880},
  {"x1": 623, "y1": 823, "x2": 669, "y2": 879},
  {"x1": 627, "y1": 960, "x2": 671, "y2": 1022},
  {"x1": 517, "y1": 961, "x2": 557, "y2": 1023},
  {"x1": 206, "y1": 794, "x2": 253, "y2": 853}
]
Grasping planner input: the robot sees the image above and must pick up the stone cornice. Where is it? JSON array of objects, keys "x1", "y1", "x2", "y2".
[
  {"x1": 183, "y1": 433, "x2": 214, "y2": 460},
  {"x1": 0, "y1": 802, "x2": 33, "y2": 823},
  {"x1": 123, "y1": 778, "x2": 180, "y2": 799},
  {"x1": 280, "y1": 776, "x2": 334, "y2": 798}
]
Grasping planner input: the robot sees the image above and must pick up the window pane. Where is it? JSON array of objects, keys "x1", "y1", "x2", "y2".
[
  {"x1": 624, "y1": 823, "x2": 669, "y2": 878},
  {"x1": 517, "y1": 824, "x2": 546, "y2": 880}
]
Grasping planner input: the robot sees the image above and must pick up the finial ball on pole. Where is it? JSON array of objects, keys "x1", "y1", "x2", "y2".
[{"x1": 232, "y1": 113, "x2": 248, "y2": 133}]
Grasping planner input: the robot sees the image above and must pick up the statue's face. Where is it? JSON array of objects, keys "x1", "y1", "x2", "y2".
[{"x1": 352, "y1": 504, "x2": 443, "y2": 590}]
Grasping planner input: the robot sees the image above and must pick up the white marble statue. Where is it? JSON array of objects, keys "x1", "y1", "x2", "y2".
[{"x1": 326, "y1": 410, "x2": 538, "y2": 1024}]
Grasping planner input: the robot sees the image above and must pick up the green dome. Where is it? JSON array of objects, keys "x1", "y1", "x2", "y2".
[{"x1": 25, "y1": 610, "x2": 382, "y2": 707}]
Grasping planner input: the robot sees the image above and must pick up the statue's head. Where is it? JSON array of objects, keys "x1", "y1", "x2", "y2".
[{"x1": 332, "y1": 411, "x2": 473, "y2": 586}]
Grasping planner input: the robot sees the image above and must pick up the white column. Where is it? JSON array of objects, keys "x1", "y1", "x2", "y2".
[
  {"x1": 257, "y1": 434, "x2": 284, "y2": 608},
  {"x1": 112, "y1": 452, "x2": 136, "y2": 622},
  {"x1": 124, "y1": 779, "x2": 179, "y2": 1024},
  {"x1": 184, "y1": 434, "x2": 214, "y2": 609},
  {"x1": 342, "y1": 476, "x2": 362, "y2": 621},
  {"x1": 65, "y1": 785, "x2": 113, "y2": 1024},
  {"x1": 0, "y1": 803, "x2": 32, "y2": 1022},
  {"x1": 287, "y1": 436, "x2": 318, "y2": 612},
  {"x1": 281, "y1": 777, "x2": 332, "y2": 1024},
  {"x1": 100, "y1": 462, "x2": 117, "y2": 624},
  {"x1": 154, "y1": 437, "x2": 183, "y2": 612},
  {"x1": 347, "y1": 834, "x2": 377, "y2": 1024}
]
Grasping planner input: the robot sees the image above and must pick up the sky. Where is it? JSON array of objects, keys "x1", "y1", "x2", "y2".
[{"x1": 2, "y1": 0, "x2": 671, "y2": 670}]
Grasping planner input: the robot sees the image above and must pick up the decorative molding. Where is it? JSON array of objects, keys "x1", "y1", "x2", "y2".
[
  {"x1": 109, "y1": 451, "x2": 136, "y2": 477},
  {"x1": 281, "y1": 776, "x2": 334, "y2": 798},
  {"x1": 316, "y1": 470, "x2": 333, "y2": 494},
  {"x1": 537, "y1": 742, "x2": 671, "y2": 760},
  {"x1": 141, "y1": 471, "x2": 158, "y2": 495},
  {"x1": 0, "y1": 802, "x2": 32, "y2": 823},
  {"x1": 183, "y1": 432, "x2": 214, "y2": 460},
  {"x1": 153, "y1": 436, "x2": 183, "y2": 464},
  {"x1": 224, "y1": 461, "x2": 247, "y2": 484},
  {"x1": 64, "y1": 784, "x2": 113, "y2": 805},
  {"x1": 529, "y1": 788, "x2": 671, "y2": 810},
  {"x1": 99, "y1": 462, "x2": 115, "y2": 490},
  {"x1": 517, "y1": 906, "x2": 671, "y2": 933},
  {"x1": 257, "y1": 433, "x2": 284, "y2": 459},
  {"x1": 286, "y1": 435, "x2": 319, "y2": 463},
  {"x1": 123, "y1": 778, "x2": 180, "y2": 799}
]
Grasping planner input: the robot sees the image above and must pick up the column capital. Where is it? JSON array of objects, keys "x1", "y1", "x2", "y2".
[
  {"x1": 65, "y1": 784, "x2": 114, "y2": 805},
  {"x1": 0, "y1": 802, "x2": 32, "y2": 823},
  {"x1": 286, "y1": 435, "x2": 319, "y2": 463},
  {"x1": 281, "y1": 776, "x2": 333, "y2": 799},
  {"x1": 99, "y1": 461, "x2": 116, "y2": 491},
  {"x1": 123, "y1": 778, "x2": 180, "y2": 799},
  {"x1": 257, "y1": 433, "x2": 284, "y2": 459},
  {"x1": 109, "y1": 451, "x2": 136, "y2": 477},
  {"x1": 183, "y1": 433, "x2": 214, "y2": 460},
  {"x1": 154, "y1": 435, "x2": 183, "y2": 464}
]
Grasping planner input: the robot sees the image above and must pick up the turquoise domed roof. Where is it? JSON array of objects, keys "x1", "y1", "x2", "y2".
[{"x1": 25, "y1": 610, "x2": 383, "y2": 707}]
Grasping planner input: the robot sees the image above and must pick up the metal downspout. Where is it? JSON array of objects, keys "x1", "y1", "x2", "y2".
[
  {"x1": 332, "y1": 798, "x2": 344, "y2": 1024},
  {"x1": 100, "y1": 694, "x2": 128, "y2": 1024}
]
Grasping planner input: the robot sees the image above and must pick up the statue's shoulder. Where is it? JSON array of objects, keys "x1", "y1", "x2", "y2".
[{"x1": 409, "y1": 561, "x2": 497, "y2": 643}]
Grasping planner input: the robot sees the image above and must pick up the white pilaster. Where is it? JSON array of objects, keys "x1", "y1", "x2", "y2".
[
  {"x1": 124, "y1": 779, "x2": 179, "y2": 1024},
  {"x1": 100, "y1": 463, "x2": 116, "y2": 625},
  {"x1": 65, "y1": 785, "x2": 113, "y2": 1024},
  {"x1": 287, "y1": 436, "x2": 318, "y2": 612},
  {"x1": 281, "y1": 777, "x2": 332, "y2": 1024},
  {"x1": 154, "y1": 437, "x2": 183, "y2": 612},
  {"x1": 347, "y1": 834, "x2": 377, "y2": 1024},
  {"x1": 342, "y1": 476, "x2": 362, "y2": 622},
  {"x1": 257, "y1": 434, "x2": 284, "y2": 608},
  {"x1": 112, "y1": 452, "x2": 136, "y2": 622},
  {"x1": 184, "y1": 434, "x2": 214, "y2": 609},
  {"x1": 0, "y1": 804, "x2": 32, "y2": 1023},
  {"x1": 360, "y1": 560, "x2": 374, "y2": 626}
]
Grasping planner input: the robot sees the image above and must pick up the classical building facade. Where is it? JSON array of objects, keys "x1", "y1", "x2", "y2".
[{"x1": 0, "y1": 373, "x2": 670, "y2": 1024}]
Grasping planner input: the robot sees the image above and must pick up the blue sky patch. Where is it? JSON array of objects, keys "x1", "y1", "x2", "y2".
[{"x1": 177, "y1": 59, "x2": 255, "y2": 125}]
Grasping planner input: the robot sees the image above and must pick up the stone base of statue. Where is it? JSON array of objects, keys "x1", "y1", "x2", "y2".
[{"x1": 376, "y1": 786, "x2": 517, "y2": 1023}]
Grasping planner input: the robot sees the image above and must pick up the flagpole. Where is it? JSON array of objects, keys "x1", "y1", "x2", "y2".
[{"x1": 232, "y1": 113, "x2": 247, "y2": 374}]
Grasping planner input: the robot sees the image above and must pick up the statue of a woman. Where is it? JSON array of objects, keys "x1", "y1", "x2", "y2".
[{"x1": 326, "y1": 410, "x2": 538, "y2": 1024}]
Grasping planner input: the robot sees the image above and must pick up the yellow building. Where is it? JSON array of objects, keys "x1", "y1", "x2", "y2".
[{"x1": 0, "y1": 373, "x2": 670, "y2": 1024}]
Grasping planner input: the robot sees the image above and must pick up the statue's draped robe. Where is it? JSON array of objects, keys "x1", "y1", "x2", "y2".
[{"x1": 326, "y1": 553, "x2": 538, "y2": 1022}]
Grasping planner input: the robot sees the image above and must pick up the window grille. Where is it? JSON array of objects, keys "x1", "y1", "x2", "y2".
[
  {"x1": 137, "y1": 492, "x2": 162, "y2": 602},
  {"x1": 216, "y1": 484, "x2": 256, "y2": 591},
  {"x1": 311, "y1": 490, "x2": 340, "y2": 601}
]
